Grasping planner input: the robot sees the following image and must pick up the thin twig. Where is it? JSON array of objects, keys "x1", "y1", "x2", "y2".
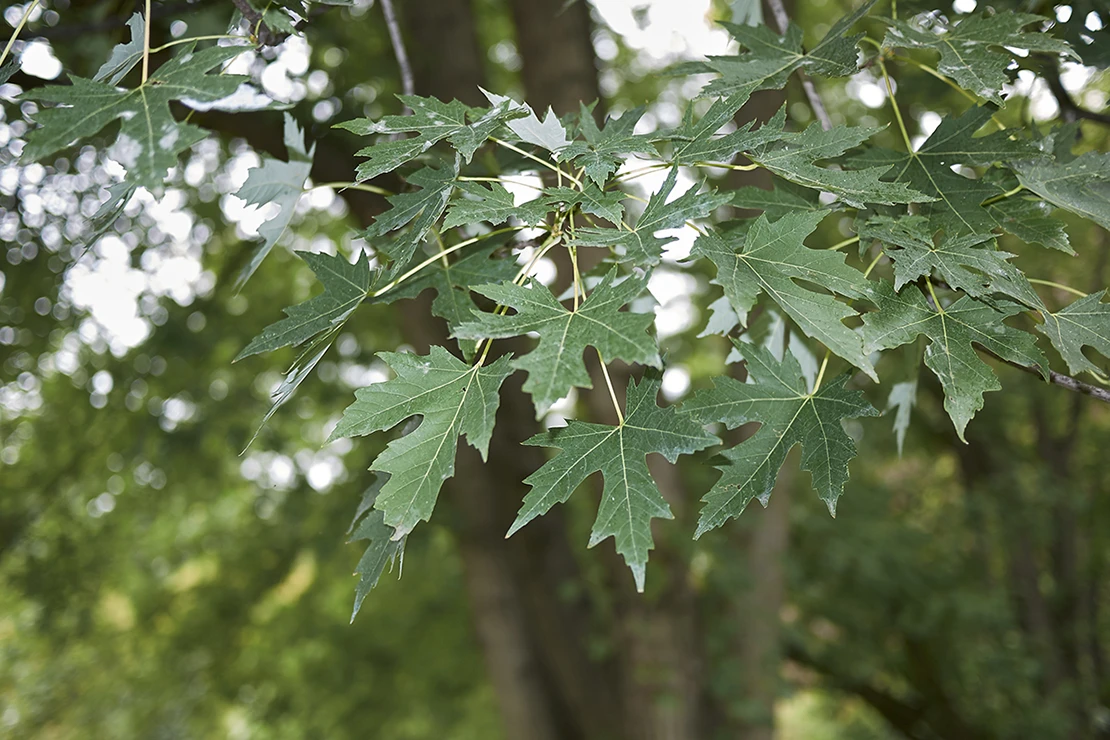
[
  {"x1": 764, "y1": 0, "x2": 832, "y2": 130},
  {"x1": 379, "y1": 0, "x2": 414, "y2": 108},
  {"x1": 982, "y1": 350, "x2": 1110, "y2": 404},
  {"x1": 141, "y1": 0, "x2": 152, "y2": 83}
]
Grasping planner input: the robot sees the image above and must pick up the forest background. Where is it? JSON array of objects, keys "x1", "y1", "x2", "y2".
[{"x1": 1, "y1": 0, "x2": 1109, "y2": 738}]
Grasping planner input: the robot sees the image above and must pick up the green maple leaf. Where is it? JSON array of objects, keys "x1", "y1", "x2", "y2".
[
  {"x1": 543, "y1": 184, "x2": 625, "y2": 225},
  {"x1": 664, "y1": 95, "x2": 786, "y2": 166},
  {"x1": 383, "y1": 242, "x2": 518, "y2": 360},
  {"x1": 859, "y1": 215, "x2": 1043, "y2": 309},
  {"x1": 23, "y1": 45, "x2": 249, "y2": 188},
  {"x1": 572, "y1": 168, "x2": 729, "y2": 265},
  {"x1": 360, "y1": 158, "x2": 459, "y2": 265},
  {"x1": 236, "y1": 250, "x2": 383, "y2": 359},
  {"x1": 337, "y1": 94, "x2": 521, "y2": 166},
  {"x1": 883, "y1": 13, "x2": 1077, "y2": 104},
  {"x1": 731, "y1": 179, "x2": 823, "y2": 218},
  {"x1": 693, "y1": 0, "x2": 878, "y2": 100},
  {"x1": 746, "y1": 119, "x2": 932, "y2": 207},
  {"x1": 561, "y1": 104, "x2": 655, "y2": 187},
  {"x1": 347, "y1": 476, "x2": 404, "y2": 622},
  {"x1": 328, "y1": 347, "x2": 515, "y2": 537},
  {"x1": 92, "y1": 12, "x2": 144, "y2": 85},
  {"x1": 988, "y1": 195, "x2": 1073, "y2": 254},
  {"x1": 454, "y1": 269, "x2": 662, "y2": 416},
  {"x1": 856, "y1": 107, "x2": 1033, "y2": 233},
  {"x1": 682, "y1": 342, "x2": 878, "y2": 533},
  {"x1": 442, "y1": 181, "x2": 550, "y2": 229},
  {"x1": 234, "y1": 113, "x2": 316, "y2": 289},
  {"x1": 1012, "y1": 152, "x2": 1110, "y2": 231},
  {"x1": 512, "y1": 369, "x2": 719, "y2": 591},
  {"x1": 1038, "y1": 290, "x2": 1110, "y2": 377},
  {"x1": 862, "y1": 281, "x2": 1047, "y2": 439},
  {"x1": 691, "y1": 211, "x2": 878, "y2": 379}
]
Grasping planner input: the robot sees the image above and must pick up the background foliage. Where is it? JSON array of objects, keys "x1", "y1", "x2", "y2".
[{"x1": 2, "y1": 0, "x2": 1109, "y2": 738}]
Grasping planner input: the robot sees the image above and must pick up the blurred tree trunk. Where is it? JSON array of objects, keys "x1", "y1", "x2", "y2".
[{"x1": 400, "y1": 1, "x2": 623, "y2": 738}]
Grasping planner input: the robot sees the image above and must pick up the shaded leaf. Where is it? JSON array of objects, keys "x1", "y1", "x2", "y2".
[
  {"x1": 236, "y1": 250, "x2": 382, "y2": 360},
  {"x1": 348, "y1": 476, "x2": 405, "y2": 622},
  {"x1": 572, "y1": 167, "x2": 729, "y2": 265},
  {"x1": 747, "y1": 119, "x2": 932, "y2": 207},
  {"x1": 329, "y1": 347, "x2": 515, "y2": 537},
  {"x1": 455, "y1": 269, "x2": 662, "y2": 415},
  {"x1": 694, "y1": 0, "x2": 878, "y2": 100},
  {"x1": 442, "y1": 181, "x2": 550, "y2": 229},
  {"x1": 862, "y1": 281, "x2": 1046, "y2": 439},
  {"x1": 1038, "y1": 290, "x2": 1110, "y2": 377},
  {"x1": 1013, "y1": 152, "x2": 1110, "y2": 231},
  {"x1": 561, "y1": 104, "x2": 655, "y2": 187},
  {"x1": 543, "y1": 184, "x2": 625, "y2": 225},
  {"x1": 691, "y1": 211, "x2": 878, "y2": 378},
  {"x1": 884, "y1": 13, "x2": 1077, "y2": 104},
  {"x1": 859, "y1": 214, "x2": 1043, "y2": 309},
  {"x1": 362, "y1": 158, "x2": 459, "y2": 265},
  {"x1": 23, "y1": 45, "x2": 249, "y2": 188},
  {"x1": 514, "y1": 369, "x2": 719, "y2": 590},
  {"x1": 682, "y1": 342, "x2": 878, "y2": 532},
  {"x1": 383, "y1": 242, "x2": 518, "y2": 360},
  {"x1": 93, "y1": 12, "x2": 144, "y2": 85}
]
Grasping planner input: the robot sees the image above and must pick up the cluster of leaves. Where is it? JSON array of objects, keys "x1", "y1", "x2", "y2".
[{"x1": 18, "y1": 0, "x2": 1110, "y2": 610}]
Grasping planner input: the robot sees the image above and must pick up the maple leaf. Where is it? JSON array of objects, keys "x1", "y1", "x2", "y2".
[
  {"x1": 663, "y1": 95, "x2": 786, "y2": 166},
  {"x1": 337, "y1": 94, "x2": 522, "y2": 165},
  {"x1": 572, "y1": 168, "x2": 729, "y2": 265},
  {"x1": 328, "y1": 347, "x2": 516, "y2": 538},
  {"x1": 862, "y1": 281, "x2": 1047, "y2": 439},
  {"x1": 1037, "y1": 290, "x2": 1110, "y2": 377},
  {"x1": 682, "y1": 342, "x2": 878, "y2": 533},
  {"x1": 361, "y1": 158, "x2": 459, "y2": 265},
  {"x1": 988, "y1": 195, "x2": 1073, "y2": 254},
  {"x1": 746, "y1": 119, "x2": 932, "y2": 207},
  {"x1": 92, "y1": 12, "x2": 144, "y2": 85},
  {"x1": 454, "y1": 269, "x2": 662, "y2": 416},
  {"x1": 884, "y1": 13, "x2": 1077, "y2": 104},
  {"x1": 692, "y1": 0, "x2": 878, "y2": 101},
  {"x1": 730, "y1": 179, "x2": 823, "y2": 218},
  {"x1": 236, "y1": 250, "x2": 383, "y2": 360},
  {"x1": 691, "y1": 211, "x2": 878, "y2": 379},
  {"x1": 859, "y1": 215, "x2": 1043, "y2": 309},
  {"x1": 347, "y1": 476, "x2": 404, "y2": 622},
  {"x1": 234, "y1": 113, "x2": 316, "y2": 289},
  {"x1": 561, "y1": 104, "x2": 655, "y2": 187},
  {"x1": 442, "y1": 181, "x2": 550, "y2": 229},
  {"x1": 543, "y1": 184, "x2": 625, "y2": 225},
  {"x1": 512, "y1": 369, "x2": 719, "y2": 591},
  {"x1": 23, "y1": 45, "x2": 250, "y2": 188},
  {"x1": 382, "y1": 242, "x2": 518, "y2": 360},
  {"x1": 1012, "y1": 152, "x2": 1110, "y2": 231},
  {"x1": 855, "y1": 107, "x2": 1033, "y2": 233}
]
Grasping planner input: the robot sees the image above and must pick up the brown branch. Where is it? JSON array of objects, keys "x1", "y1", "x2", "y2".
[
  {"x1": 980, "y1": 348, "x2": 1110, "y2": 404},
  {"x1": 379, "y1": 0, "x2": 414, "y2": 101},
  {"x1": 764, "y1": 0, "x2": 833, "y2": 130}
]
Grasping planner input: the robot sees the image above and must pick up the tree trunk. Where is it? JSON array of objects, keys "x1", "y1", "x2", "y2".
[{"x1": 400, "y1": 2, "x2": 624, "y2": 737}]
